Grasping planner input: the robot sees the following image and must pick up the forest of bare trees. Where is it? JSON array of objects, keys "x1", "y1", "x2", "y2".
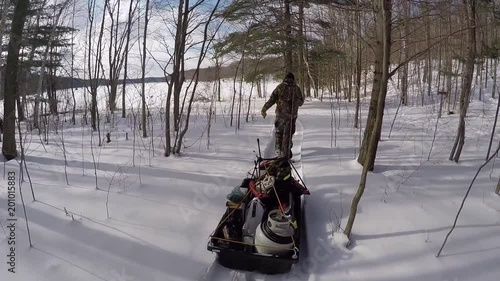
[{"x1": 0, "y1": 0, "x2": 499, "y2": 241}]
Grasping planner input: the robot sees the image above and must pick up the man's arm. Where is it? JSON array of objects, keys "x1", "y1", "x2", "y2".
[
  {"x1": 296, "y1": 86, "x2": 304, "y2": 107},
  {"x1": 262, "y1": 85, "x2": 280, "y2": 111}
]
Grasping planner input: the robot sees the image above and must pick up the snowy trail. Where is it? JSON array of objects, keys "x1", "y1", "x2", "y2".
[
  {"x1": 200, "y1": 119, "x2": 305, "y2": 281},
  {"x1": 2, "y1": 80, "x2": 498, "y2": 281},
  {"x1": 199, "y1": 261, "x2": 268, "y2": 281}
]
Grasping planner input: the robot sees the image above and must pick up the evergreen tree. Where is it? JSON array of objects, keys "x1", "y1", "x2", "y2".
[
  {"x1": 2, "y1": 0, "x2": 30, "y2": 160},
  {"x1": 1, "y1": 0, "x2": 75, "y2": 117}
]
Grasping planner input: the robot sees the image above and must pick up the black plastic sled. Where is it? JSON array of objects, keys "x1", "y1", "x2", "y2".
[{"x1": 207, "y1": 154, "x2": 309, "y2": 275}]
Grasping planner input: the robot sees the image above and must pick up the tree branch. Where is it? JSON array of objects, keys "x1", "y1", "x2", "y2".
[{"x1": 436, "y1": 141, "x2": 500, "y2": 257}]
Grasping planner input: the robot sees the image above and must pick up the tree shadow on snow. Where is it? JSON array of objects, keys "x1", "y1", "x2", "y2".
[
  {"x1": 0, "y1": 197, "x2": 206, "y2": 281},
  {"x1": 352, "y1": 223, "x2": 500, "y2": 241},
  {"x1": 265, "y1": 187, "x2": 355, "y2": 281}
]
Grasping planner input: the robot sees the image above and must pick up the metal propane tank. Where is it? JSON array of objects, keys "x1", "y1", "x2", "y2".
[{"x1": 254, "y1": 209, "x2": 294, "y2": 255}]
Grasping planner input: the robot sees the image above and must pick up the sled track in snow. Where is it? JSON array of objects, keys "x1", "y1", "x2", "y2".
[
  {"x1": 199, "y1": 260, "x2": 268, "y2": 281},
  {"x1": 200, "y1": 121, "x2": 305, "y2": 281}
]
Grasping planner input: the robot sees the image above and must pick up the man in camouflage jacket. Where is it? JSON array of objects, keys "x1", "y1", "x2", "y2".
[{"x1": 261, "y1": 72, "x2": 304, "y2": 159}]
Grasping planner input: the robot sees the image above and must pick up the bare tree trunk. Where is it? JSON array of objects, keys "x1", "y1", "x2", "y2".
[
  {"x1": 450, "y1": 0, "x2": 476, "y2": 163},
  {"x1": 16, "y1": 93, "x2": 25, "y2": 122},
  {"x1": 303, "y1": 50, "x2": 316, "y2": 98},
  {"x1": 400, "y1": 0, "x2": 409, "y2": 106},
  {"x1": 437, "y1": 19, "x2": 443, "y2": 92},
  {"x1": 71, "y1": 0, "x2": 76, "y2": 125},
  {"x1": 421, "y1": 61, "x2": 425, "y2": 106},
  {"x1": 363, "y1": 0, "x2": 391, "y2": 172},
  {"x1": 357, "y1": 42, "x2": 383, "y2": 167},
  {"x1": 426, "y1": 1, "x2": 432, "y2": 97},
  {"x1": 479, "y1": 62, "x2": 483, "y2": 101},
  {"x1": 304, "y1": 37, "x2": 311, "y2": 97},
  {"x1": 284, "y1": 0, "x2": 292, "y2": 72},
  {"x1": 207, "y1": 78, "x2": 217, "y2": 149},
  {"x1": 298, "y1": 1, "x2": 305, "y2": 95},
  {"x1": 446, "y1": 32, "x2": 453, "y2": 114},
  {"x1": 108, "y1": 1, "x2": 117, "y2": 114},
  {"x1": 485, "y1": 58, "x2": 489, "y2": 89},
  {"x1": 256, "y1": 80, "x2": 262, "y2": 98},
  {"x1": 107, "y1": 0, "x2": 124, "y2": 115},
  {"x1": 173, "y1": 0, "x2": 190, "y2": 133},
  {"x1": 92, "y1": 5, "x2": 106, "y2": 131},
  {"x1": 2, "y1": 0, "x2": 30, "y2": 160},
  {"x1": 87, "y1": 0, "x2": 108, "y2": 131},
  {"x1": 348, "y1": 65, "x2": 353, "y2": 102},
  {"x1": 237, "y1": 51, "x2": 245, "y2": 130},
  {"x1": 0, "y1": 0, "x2": 11, "y2": 100},
  {"x1": 453, "y1": 61, "x2": 462, "y2": 110},
  {"x1": 47, "y1": 66, "x2": 58, "y2": 114},
  {"x1": 215, "y1": 56, "x2": 222, "y2": 101},
  {"x1": 347, "y1": 14, "x2": 354, "y2": 104},
  {"x1": 246, "y1": 81, "x2": 254, "y2": 123},
  {"x1": 486, "y1": 89, "x2": 500, "y2": 160},
  {"x1": 485, "y1": 27, "x2": 489, "y2": 88},
  {"x1": 345, "y1": 0, "x2": 392, "y2": 238},
  {"x1": 141, "y1": 0, "x2": 150, "y2": 138},
  {"x1": 354, "y1": 4, "x2": 362, "y2": 128},
  {"x1": 493, "y1": 58, "x2": 498, "y2": 99},
  {"x1": 165, "y1": 0, "x2": 190, "y2": 155},
  {"x1": 163, "y1": 81, "x2": 172, "y2": 154},
  {"x1": 230, "y1": 55, "x2": 242, "y2": 127},
  {"x1": 122, "y1": 0, "x2": 136, "y2": 118},
  {"x1": 364, "y1": 69, "x2": 368, "y2": 97}
]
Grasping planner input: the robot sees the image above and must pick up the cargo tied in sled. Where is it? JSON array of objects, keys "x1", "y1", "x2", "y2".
[{"x1": 207, "y1": 154, "x2": 309, "y2": 275}]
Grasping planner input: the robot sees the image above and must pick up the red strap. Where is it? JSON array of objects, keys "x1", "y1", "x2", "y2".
[{"x1": 248, "y1": 179, "x2": 268, "y2": 199}]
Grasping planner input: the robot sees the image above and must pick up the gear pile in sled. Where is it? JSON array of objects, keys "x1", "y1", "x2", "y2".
[{"x1": 207, "y1": 154, "x2": 309, "y2": 274}]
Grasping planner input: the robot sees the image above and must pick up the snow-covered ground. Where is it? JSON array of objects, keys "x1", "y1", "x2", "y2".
[{"x1": 0, "y1": 77, "x2": 499, "y2": 281}]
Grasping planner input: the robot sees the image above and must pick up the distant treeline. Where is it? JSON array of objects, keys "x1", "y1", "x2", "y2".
[
  {"x1": 54, "y1": 56, "x2": 282, "y2": 90},
  {"x1": 53, "y1": 63, "x2": 243, "y2": 90},
  {"x1": 0, "y1": 57, "x2": 281, "y2": 99},
  {"x1": 55, "y1": 76, "x2": 168, "y2": 89}
]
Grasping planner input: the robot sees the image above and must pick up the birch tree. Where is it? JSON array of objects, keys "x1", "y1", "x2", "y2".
[
  {"x1": 345, "y1": 0, "x2": 392, "y2": 238},
  {"x1": 449, "y1": 0, "x2": 476, "y2": 163}
]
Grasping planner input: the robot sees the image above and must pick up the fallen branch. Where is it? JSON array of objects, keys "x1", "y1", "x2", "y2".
[
  {"x1": 105, "y1": 166, "x2": 123, "y2": 218},
  {"x1": 436, "y1": 141, "x2": 500, "y2": 257}
]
